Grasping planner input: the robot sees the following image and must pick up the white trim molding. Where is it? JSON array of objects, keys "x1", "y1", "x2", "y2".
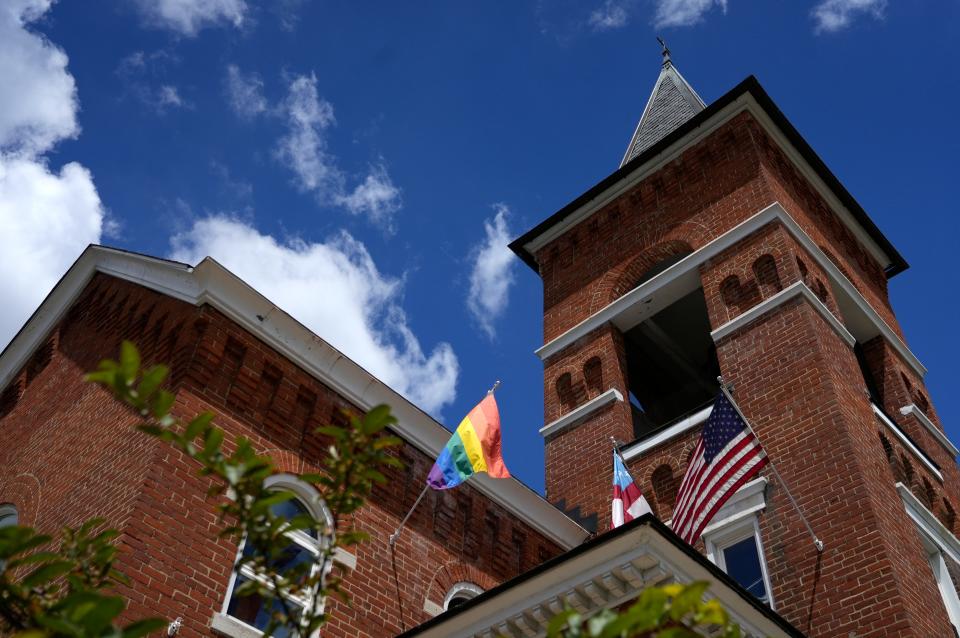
[
  {"x1": 211, "y1": 612, "x2": 264, "y2": 638},
  {"x1": 534, "y1": 202, "x2": 926, "y2": 380},
  {"x1": 711, "y1": 281, "x2": 855, "y2": 347},
  {"x1": 900, "y1": 405, "x2": 959, "y2": 458},
  {"x1": 702, "y1": 477, "x2": 769, "y2": 537},
  {"x1": 405, "y1": 520, "x2": 797, "y2": 638},
  {"x1": 0, "y1": 246, "x2": 589, "y2": 550},
  {"x1": 875, "y1": 405, "x2": 943, "y2": 482},
  {"x1": 897, "y1": 482, "x2": 960, "y2": 566},
  {"x1": 539, "y1": 388, "x2": 623, "y2": 438},
  {"x1": 622, "y1": 404, "x2": 712, "y2": 461}
]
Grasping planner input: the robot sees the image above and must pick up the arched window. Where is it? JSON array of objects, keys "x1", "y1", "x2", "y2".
[
  {"x1": 443, "y1": 582, "x2": 484, "y2": 611},
  {"x1": 0, "y1": 504, "x2": 17, "y2": 527},
  {"x1": 221, "y1": 475, "x2": 333, "y2": 638}
]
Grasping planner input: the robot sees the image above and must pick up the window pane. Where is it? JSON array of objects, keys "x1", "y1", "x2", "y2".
[
  {"x1": 722, "y1": 536, "x2": 768, "y2": 602},
  {"x1": 241, "y1": 538, "x2": 315, "y2": 576},
  {"x1": 270, "y1": 495, "x2": 317, "y2": 539},
  {"x1": 227, "y1": 576, "x2": 301, "y2": 638}
]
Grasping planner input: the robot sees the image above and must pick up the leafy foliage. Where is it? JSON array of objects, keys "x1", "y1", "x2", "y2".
[{"x1": 545, "y1": 581, "x2": 742, "y2": 638}]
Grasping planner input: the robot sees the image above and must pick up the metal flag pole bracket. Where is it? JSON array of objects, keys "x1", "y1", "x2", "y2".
[{"x1": 717, "y1": 377, "x2": 825, "y2": 553}]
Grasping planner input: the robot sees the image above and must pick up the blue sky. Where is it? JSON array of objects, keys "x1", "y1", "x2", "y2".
[{"x1": 1, "y1": 0, "x2": 958, "y2": 493}]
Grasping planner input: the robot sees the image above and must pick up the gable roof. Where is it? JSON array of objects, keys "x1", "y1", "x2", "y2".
[
  {"x1": 0, "y1": 245, "x2": 589, "y2": 550},
  {"x1": 399, "y1": 514, "x2": 805, "y2": 638},
  {"x1": 510, "y1": 76, "x2": 908, "y2": 279},
  {"x1": 621, "y1": 58, "x2": 705, "y2": 166}
]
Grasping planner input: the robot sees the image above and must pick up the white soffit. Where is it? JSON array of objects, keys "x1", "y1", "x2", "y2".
[
  {"x1": 522, "y1": 94, "x2": 892, "y2": 272},
  {"x1": 0, "y1": 246, "x2": 588, "y2": 550},
  {"x1": 535, "y1": 202, "x2": 927, "y2": 380}
]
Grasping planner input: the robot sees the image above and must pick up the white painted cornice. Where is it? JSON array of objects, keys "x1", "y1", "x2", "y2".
[
  {"x1": 621, "y1": 404, "x2": 712, "y2": 461},
  {"x1": 0, "y1": 246, "x2": 588, "y2": 550},
  {"x1": 535, "y1": 202, "x2": 927, "y2": 381},
  {"x1": 897, "y1": 482, "x2": 960, "y2": 566},
  {"x1": 710, "y1": 281, "x2": 855, "y2": 347},
  {"x1": 539, "y1": 388, "x2": 623, "y2": 438},
  {"x1": 875, "y1": 405, "x2": 943, "y2": 482},
  {"x1": 900, "y1": 405, "x2": 959, "y2": 458}
]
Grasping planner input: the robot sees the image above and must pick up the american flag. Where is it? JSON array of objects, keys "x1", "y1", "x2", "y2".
[{"x1": 672, "y1": 390, "x2": 768, "y2": 545}]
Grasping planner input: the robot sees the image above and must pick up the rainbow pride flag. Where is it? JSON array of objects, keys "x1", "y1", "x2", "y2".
[{"x1": 427, "y1": 394, "x2": 510, "y2": 490}]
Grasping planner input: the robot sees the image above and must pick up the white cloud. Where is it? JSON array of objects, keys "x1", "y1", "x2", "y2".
[
  {"x1": 653, "y1": 0, "x2": 727, "y2": 28},
  {"x1": 335, "y1": 163, "x2": 402, "y2": 230},
  {"x1": 466, "y1": 205, "x2": 515, "y2": 340},
  {"x1": 275, "y1": 73, "x2": 342, "y2": 195},
  {"x1": 812, "y1": 0, "x2": 885, "y2": 33},
  {"x1": 0, "y1": 1, "x2": 107, "y2": 350},
  {"x1": 275, "y1": 73, "x2": 402, "y2": 229},
  {"x1": 169, "y1": 216, "x2": 459, "y2": 414},
  {"x1": 132, "y1": 0, "x2": 247, "y2": 36},
  {"x1": 157, "y1": 85, "x2": 186, "y2": 110},
  {"x1": 116, "y1": 50, "x2": 188, "y2": 114},
  {"x1": 225, "y1": 64, "x2": 268, "y2": 119},
  {"x1": 0, "y1": 159, "x2": 104, "y2": 345},
  {"x1": 0, "y1": 0, "x2": 79, "y2": 157},
  {"x1": 589, "y1": 0, "x2": 630, "y2": 31}
]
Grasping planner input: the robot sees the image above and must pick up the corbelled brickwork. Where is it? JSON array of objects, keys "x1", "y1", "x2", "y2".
[
  {"x1": 0, "y1": 273, "x2": 564, "y2": 638},
  {"x1": 534, "y1": 106, "x2": 960, "y2": 636}
]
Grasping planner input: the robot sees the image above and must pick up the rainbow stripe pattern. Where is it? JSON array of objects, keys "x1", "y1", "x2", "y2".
[{"x1": 427, "y1": 394, "x2": 510, "y2": 490}]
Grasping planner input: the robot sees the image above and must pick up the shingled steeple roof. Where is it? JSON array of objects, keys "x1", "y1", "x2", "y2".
[{"x1": 620, "y1": 43, "x2": 706, "y2": 167}]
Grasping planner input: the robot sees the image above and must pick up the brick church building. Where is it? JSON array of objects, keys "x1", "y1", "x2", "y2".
[{"x1": 2, "y1": 50, "x2": 959, "y2": 638}]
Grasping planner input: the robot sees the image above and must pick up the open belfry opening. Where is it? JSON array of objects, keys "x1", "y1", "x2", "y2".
[{"x1": 2, "y1": 43, "x2": 960, "y2": 638}]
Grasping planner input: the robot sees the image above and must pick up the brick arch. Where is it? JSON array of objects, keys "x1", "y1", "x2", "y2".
[
  {"x1": 752, "y1": 254, "x2": 783, "y2": 297},
  {"x1": 583, "y1": 356, "x2": 603, "y2": 398},
  {"x1": 594, "y1": 240, "x2": 694, "y2": 311},
  {"x1": 648, "y1": 463, "x2": 681, "y2": 520},
  {"x1": 554, "y1": 369, "x2": 586, "y2": 414},
  {"x1": 0, "y1": 473, "x2": 42, "y2": 527},
  {"x1": 424, "y1": 560, "x2": 499, "y2": 608}
]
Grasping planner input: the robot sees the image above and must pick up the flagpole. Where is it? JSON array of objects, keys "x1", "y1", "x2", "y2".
[
  {"x1": 718, "y1": 376, "x2": 824, "y2": 553},
  {"x1": 388, "y1": 380, "x2": 502, "y2": 547}
]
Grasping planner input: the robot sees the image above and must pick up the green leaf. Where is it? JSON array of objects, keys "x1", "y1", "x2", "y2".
[
  {"x1": 203, "y1": 426, "x2": 225, "y2": 456},
  {"x1": 22, "y1": 560, "x2": 74, "y2": 587},
  {"x1": 150, "y1": 390, "x2": 176, "y2": 420},
  {"x1": 547, "y1": 610, "x2": 580, "y2": 637},
  {"x1": 185, "y1": 412, "x2": 215, "y2": 441},
  {"x1": 668, "y1": 581, "x2": 709, "y2": 621},
  {"x1": 654, "y1": 628, "x2": 700, "y2": 638},
  {"x1": 119, "y1": 341, "x2": 140, "y2": 383},
  {"x1": 137, "y1": 365, "x2": 169, "y2": 400}
]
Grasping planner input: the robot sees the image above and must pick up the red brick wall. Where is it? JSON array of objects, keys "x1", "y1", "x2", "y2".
[
  {"x1": 533, "y1": 109, "x2": 960, "y2": 636},
  {"x1": 0, "y1": 273, "x2": 564, "y2": 638}
]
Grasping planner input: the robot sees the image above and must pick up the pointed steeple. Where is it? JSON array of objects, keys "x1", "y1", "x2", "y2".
[{"x1": 620, "y1": 40, "x2": 706, "y2": 166}]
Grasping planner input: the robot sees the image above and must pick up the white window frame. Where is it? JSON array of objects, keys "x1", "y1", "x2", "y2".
[
  {"x1": 897, "y1": 482, "x2": 960, "y2": 635},
  {"x1": 213, "y1": 475, "x2": 335, "y2": 638},
  {"x1": 442, "y1": 582, "x2": 484, "y2": 611},
  {"x1": 700, "y1": 477, "x2": 774, "y2": 609},
  {"x1": 0, "y1": 503, "x2": 17, "y2": 527}
]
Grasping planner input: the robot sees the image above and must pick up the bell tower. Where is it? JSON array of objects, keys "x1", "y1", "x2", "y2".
[{"x1": 510, "y1": 51, "x2": 960, "y2": 637}]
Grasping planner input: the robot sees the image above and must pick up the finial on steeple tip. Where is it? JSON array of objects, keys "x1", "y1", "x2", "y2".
[{"x1": 656, "y1": 36, "x2": 671, "y2": 66}]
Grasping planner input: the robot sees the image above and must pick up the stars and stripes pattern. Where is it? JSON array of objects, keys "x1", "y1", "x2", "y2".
[
  {"x1": 672, "y1": 390, "x2": 768, "y2": 545},
  {"x1": 611, "y1": 450, "x2": 652, "y2": 529}
]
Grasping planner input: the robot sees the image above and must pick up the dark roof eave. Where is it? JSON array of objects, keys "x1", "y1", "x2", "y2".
[
  {"x1": 509, "y1": 75, "x2": 908, "y2": 279},
  {"x1": 397, "y1": 513, "x2": 806, "y2": 638}
]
